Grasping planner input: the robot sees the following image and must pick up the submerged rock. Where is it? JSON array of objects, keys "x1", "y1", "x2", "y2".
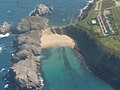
[
  {"x1": 0, "y1": 22, "x2": 12, "y2": 34},
  {"x1": 29, "y1": 4, "x2": 53, "y2": 16}
]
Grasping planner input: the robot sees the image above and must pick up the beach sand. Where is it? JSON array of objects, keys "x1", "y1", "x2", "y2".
[{"x1": 41, "y1": 29, "x2": 75, "y2": 48}]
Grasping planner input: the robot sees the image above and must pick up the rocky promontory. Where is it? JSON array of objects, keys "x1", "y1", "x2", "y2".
[
  {"x1": 8, "y1": 16, "x2": 48, "y2": 90},
  {"x1": 29, "y1": 4, "x2": 53, "y2": 16}
]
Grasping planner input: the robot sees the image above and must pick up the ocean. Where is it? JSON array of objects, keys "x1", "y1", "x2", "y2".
[
  {"x1": 41, "y1": 47, "x2": 114, "y2": 90},
  {"x1": 0, "y1": 34, "x2": 15, "y2": 90},
  {"x1": 0, "y1": 0, "x2": 115, "y2": 90},
  {"x1": 0, "y1": 0, "x2": 87, "y2": 25}
]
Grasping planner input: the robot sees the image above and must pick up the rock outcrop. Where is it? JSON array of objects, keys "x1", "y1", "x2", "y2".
[
  {"x1": 0, "y1": 22, "x2": 12, "y2": 34},
  {"x1": 29, "y1": 4, "x2": 53, "y2": 16},
  {"x1": 77, "y1": 3, "x2": 93, "y2": 22},
  {"x1": 8, "y1": 16, "x2": 48, "y2": 90},
  {"x1": 11, "y1": 16, "x2": 48, "y2": 34}
]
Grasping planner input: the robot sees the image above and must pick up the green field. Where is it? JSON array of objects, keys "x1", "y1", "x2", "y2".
[
  {"x1": 99, "y1": 7, "x2": 120, "y2": 54},
  {"x1": 78, "y1": 0, "x2": 120, "y2": 54}
]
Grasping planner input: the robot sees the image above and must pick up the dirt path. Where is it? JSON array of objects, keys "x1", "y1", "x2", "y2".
[{"x1": 113, "y1": 0, "x2": 120, "y2": 7}]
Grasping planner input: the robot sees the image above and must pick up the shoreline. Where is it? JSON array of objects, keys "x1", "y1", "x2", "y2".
[
  {"x1": 6, "y1": 16, "x2": 48, "y2": 90},
  {"x1": 76, "y1": 0, "x2": 94, "y2": 22},
  {"x1": 41, "y1": 29, "x2": 75, "y2": 49},
  {"x1": 2, "y1": 0, "x2": 117, "y2": 90}
]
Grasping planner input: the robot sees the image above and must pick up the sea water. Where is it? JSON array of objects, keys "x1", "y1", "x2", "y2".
[
  {"x1": 0, "y1": 0, "x2": 88, "y2": 89},
  {"x1": 0, "y1": 0, "x2": 87, "y2": 25},
  {"x1": 0, "y1": 34, "x2": 15, "y2": 90},
  {"x1": 0, "y1": 0, "x2": 115, "y2": 90},
  {"x1": 41, "y1": 47, "x2": 114, "y2": 90}
]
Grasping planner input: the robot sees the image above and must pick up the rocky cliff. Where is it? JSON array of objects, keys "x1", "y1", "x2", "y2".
[
  {"x1": 8, "y1": 16, "x2": 48, "y2": 90},
  {"x1": 53, "y1": 25, "x2": 120, "y2": 90}
]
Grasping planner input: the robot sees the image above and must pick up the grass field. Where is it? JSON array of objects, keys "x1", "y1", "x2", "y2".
[
  {"x1": 78, "y1": 0, "x2": 120, "y2": 54},
  {"x1": 98, "y1": 7, "x2": 120, "y2": 54}
]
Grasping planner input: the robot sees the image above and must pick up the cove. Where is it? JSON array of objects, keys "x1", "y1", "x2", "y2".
[{"x1": 40, "y1": 46, "x2": 114, "y2": 90}]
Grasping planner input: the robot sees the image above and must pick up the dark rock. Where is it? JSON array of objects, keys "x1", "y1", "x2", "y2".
[{"x1": 29, "y1": 4, "x2": 53, "y2": 16}]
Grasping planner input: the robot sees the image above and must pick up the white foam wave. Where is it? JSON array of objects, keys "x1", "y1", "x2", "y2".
[
  {"x1": 88, "y1": 0, "x2": 94, "y2": 4},
  {"x1": 4, "y1": 84, "x2": 9, "y2": 89},
  {"x1": 0, "y1": 33, "x2": 10, "y2": 38},
  {"x1": 0, "y1": 68, "x2": 6, "y2": 73},
  {"x1": 0, "y1": 47, "x2": 2, "y2": 53},
  {"x1": 40, "y1": 77, "x2": 44, "y2": 86},
  {"x1": 78, "y1": 0, "x2": 94, "y2": 19}
]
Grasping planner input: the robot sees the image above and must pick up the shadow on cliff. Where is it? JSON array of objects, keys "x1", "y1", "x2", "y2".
[{"x1": 53, "y1": 25, "x2": 120, "y2": 90}]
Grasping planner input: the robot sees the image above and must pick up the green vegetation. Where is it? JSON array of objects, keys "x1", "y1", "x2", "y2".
[
  {"x1": 77, "y1": 0, "x2": 120, "y2": 54},
  {"x1": 28, "y1": 30, "x2": 40, "y2": 40},
  {"x1": 99, "y1": 7, "x2": 120, "y2": 54},
  {"x1": 77, "y1": 7, "x2": 104, "y2": 37},
  {"x1": 78, "y1": 11, "x2": 97, "y2": 29},
  {"x1": 24, "y1": 16, "x2": 48, "y2": 24}
]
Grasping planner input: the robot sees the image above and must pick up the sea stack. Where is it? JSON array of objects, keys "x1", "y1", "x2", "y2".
[{"x1": 29, "y1": 4, "x2": 53, "y2": 16}]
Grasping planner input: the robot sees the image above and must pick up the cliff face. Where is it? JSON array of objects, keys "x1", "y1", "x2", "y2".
[
  {"x1": 54, "y1": 25, "x2": 120, "y2": 90},
  {"x1": 8, "y1": 16, "x2": 48, "y2": 90}
]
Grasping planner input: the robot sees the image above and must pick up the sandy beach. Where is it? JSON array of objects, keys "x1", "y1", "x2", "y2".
[{"x1": 41, "y1": 30, "x2": 75, "y2": 48}]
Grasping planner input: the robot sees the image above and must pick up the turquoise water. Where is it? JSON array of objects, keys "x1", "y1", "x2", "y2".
[
  {"x1": 41, "y1": 47, "x2": 114, "y2": 90},
  {"x1": 0, "y1": 0, "x2": 88, "y2": 89},
  {"x1": 0, "y1": 0, "x2": 115, "y2": 90}
]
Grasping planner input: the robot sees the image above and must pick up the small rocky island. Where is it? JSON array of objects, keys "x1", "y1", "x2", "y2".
[
  {"x1": 0, "y1": 22, "x2": 12, "y2": 34},
  {"x1": 29, "y1": 4, "x2": 53, "y2": 16}
]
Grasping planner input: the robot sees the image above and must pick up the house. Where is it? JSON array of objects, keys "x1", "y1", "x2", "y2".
[{"x1": 91, "y1": 19, "x2": 97, "y2": 25}]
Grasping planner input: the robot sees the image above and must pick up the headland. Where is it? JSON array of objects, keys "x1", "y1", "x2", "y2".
[{"x1": 1, "y1": 0, "x2": 120, "y2": 90}]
